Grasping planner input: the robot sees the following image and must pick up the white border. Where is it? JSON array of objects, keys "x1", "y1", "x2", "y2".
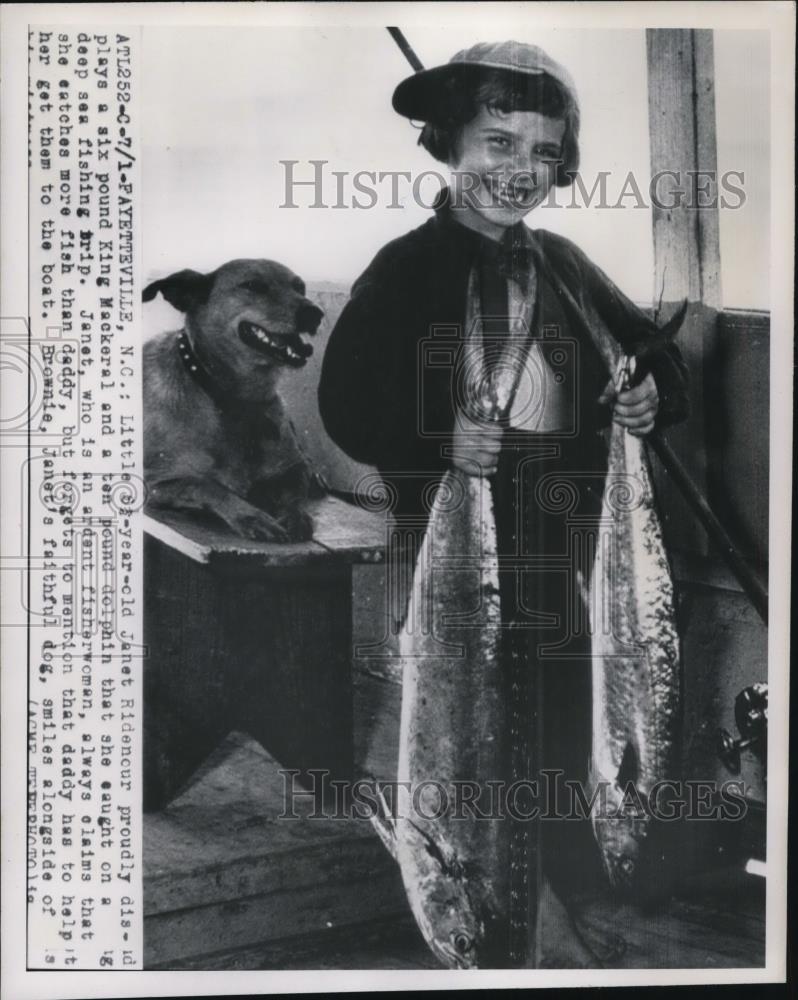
[{"x1": 1, "y1": 2, "x2": 793, "y2": 997}]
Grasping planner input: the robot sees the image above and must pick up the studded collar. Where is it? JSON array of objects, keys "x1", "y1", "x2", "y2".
[{"x1": 175, "y1": 330, "x2": 281, "y2": 440}]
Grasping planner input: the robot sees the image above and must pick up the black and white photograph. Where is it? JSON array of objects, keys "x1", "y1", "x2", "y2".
[{"x1": 1, "y1": 1, "x2": 793, "y2": 994}]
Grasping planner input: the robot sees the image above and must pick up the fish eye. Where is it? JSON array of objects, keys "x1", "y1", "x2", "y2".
[{"x1": 452, "y1": 932, "x2": 472, "y2": 954}]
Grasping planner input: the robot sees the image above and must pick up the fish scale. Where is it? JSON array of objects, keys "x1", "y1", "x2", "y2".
[
  {"x1": 586, "y1": 361, "x2": 681, "y2": 890},
  {"x1": 371, "y1": 269, "x2": 539, "y2": 968}
]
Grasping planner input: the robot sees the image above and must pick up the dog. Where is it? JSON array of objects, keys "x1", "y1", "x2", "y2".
[{"x1": 143, "y1": 259, "x2": 326, "y2": 542}]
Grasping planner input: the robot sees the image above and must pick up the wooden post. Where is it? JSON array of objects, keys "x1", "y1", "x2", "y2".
[{"x1": 646, "y1": 28, "x2": 722, "y2": 556}]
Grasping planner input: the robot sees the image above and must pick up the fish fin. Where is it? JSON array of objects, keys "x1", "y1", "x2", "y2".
[
  {"x1": 626, "y1": 298, "x2": 689, "y2": 388},
  {"x1": 616, "y1": 741, "x2": 639, "y2": 790},
  {"x1": 630, "y1": 299, "x2": 688, "y2": 360},
  {"x1": 659, "y1": 297, "x2": 689, "y2": 339},
  {"x1": 406, "y1": 819, "x2": 465, "y2": 879},
  {"x1": 369, "y1": 784, "x2": 398, "y2": 859}
]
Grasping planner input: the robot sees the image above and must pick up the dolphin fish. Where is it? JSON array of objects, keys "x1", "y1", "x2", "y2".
[
  {"x1": 369, "y1": 271, "x2": 534, "y2": 967},
  {"x1": 586, "y1": 353, "x2": 682, "y2": 891},
  {"x1": 518, "y1": 237, "x2": 685, "y2": 894}
]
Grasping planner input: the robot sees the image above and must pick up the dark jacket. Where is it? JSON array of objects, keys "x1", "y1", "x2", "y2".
[{"x1": 318, "y1": 203, "x2": 689, "y2": 521}]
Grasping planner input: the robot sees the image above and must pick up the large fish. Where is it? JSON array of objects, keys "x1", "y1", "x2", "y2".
[
  {"x1": 585, "y1": 354, "x2": 681, "y2": 891},
  {"x1": 519, "y1": 236, "x2": 684, "y2": 894},
  {"x1": 370, "y1": 273, "x2": 533, "y2": 968},
  {"x1": 370, "y1": 460, "x2": 506, "y2": 967}
]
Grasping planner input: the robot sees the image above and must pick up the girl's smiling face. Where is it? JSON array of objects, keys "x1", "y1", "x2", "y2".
[{"x1": 448, "y1": 107, "x2": 566, "y2": 240}]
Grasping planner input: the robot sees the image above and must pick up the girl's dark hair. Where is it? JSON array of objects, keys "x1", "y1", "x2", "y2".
[{"x1": 418, "y1": 67, "x2": 579, "y2": 187}]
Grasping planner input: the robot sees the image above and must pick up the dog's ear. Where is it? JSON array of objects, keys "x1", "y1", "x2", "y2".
[{"x1": 142, "y1": 270, "x2": 213, "y2": 313}]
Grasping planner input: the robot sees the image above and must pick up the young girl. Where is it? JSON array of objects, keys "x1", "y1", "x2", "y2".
[{"x1": 319, "y1": 40, "x2": 688, "y2": 967}]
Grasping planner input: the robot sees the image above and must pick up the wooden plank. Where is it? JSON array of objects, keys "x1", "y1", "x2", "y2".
[
  {"x1": 143, "y1": 509, "x2": 329, "y2": 569},
  {"x1": 146, "y1": 915, "x2": 437, "y2": 971},
  {"x1": 144, "y1": 495, "x2": 386, "y2": 571},
  {"x1": 692, "y1": 32, "x2": 722, "y2": 310},
  {"x1": 144, "y1": 872, "x2": 408, "y2": 967},
  {"x1": 646, "y1": 29, "x2": 722, "y2": 558},
  {"x1": 646, "y1": 29, "x2": 721, "y2": 306},
  {"x1": 718, "y1": 309, "x2": 770, "y2": 330},
  {"x1": 570, "y1": 882, "x2": 765, "y2": 969},
  {"x1": 144, "y1": 733, "x2": 408, "y2": 967},
  {"x1": 143, "y1": 511, "x2": 218, "y2": 564},
  {"x1": 146, "y1": 834, "x2": 398, "y2": 917},
  {"x1": 712, "y1": 311, "x2": 770, "y2": 565},
  {"x1": 145, "y1": 734, "x2": 397, "y2": 914},
  {"x1": 678, "y1": 863, "x2": 767, "y2": 923},
  {"x1": 311, "y1": 495, "x2": 388, "y2": 563},
  {"x1": 151, "y1": 878, "x2": 766, "y2": 971}
]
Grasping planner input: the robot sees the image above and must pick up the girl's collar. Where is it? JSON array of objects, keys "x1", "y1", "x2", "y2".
[
  {"x1": 432, "y1": 188, "x2": 536, "y2": 291},
  {"x1": 432, "y1": 186, "x2": 534, "y2": 249}
]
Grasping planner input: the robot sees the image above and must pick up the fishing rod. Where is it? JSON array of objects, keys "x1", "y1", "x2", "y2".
[
  {"x1": 385, "y1": 26, "x2": 768, "y2": 625},
  {"x1": 527, "y1": 242, "x2": 770, "y2": 626},
  {"x1": 387, "y1": 26, "x2": 425, "y2": 72}
]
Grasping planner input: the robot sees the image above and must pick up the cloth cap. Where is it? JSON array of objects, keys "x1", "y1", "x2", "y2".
[{"x1": 392, "y1": 39, "x2": 579, "y2": 122}]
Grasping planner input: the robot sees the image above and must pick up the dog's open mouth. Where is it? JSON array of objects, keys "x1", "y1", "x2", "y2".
[{"x1": 239, "y1": 321, "x2": 314, "y2": 368}]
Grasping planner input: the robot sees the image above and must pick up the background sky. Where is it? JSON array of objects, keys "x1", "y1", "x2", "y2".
[{"x1": 141, "y1": 26, "x2": 769, "y2": 310}]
